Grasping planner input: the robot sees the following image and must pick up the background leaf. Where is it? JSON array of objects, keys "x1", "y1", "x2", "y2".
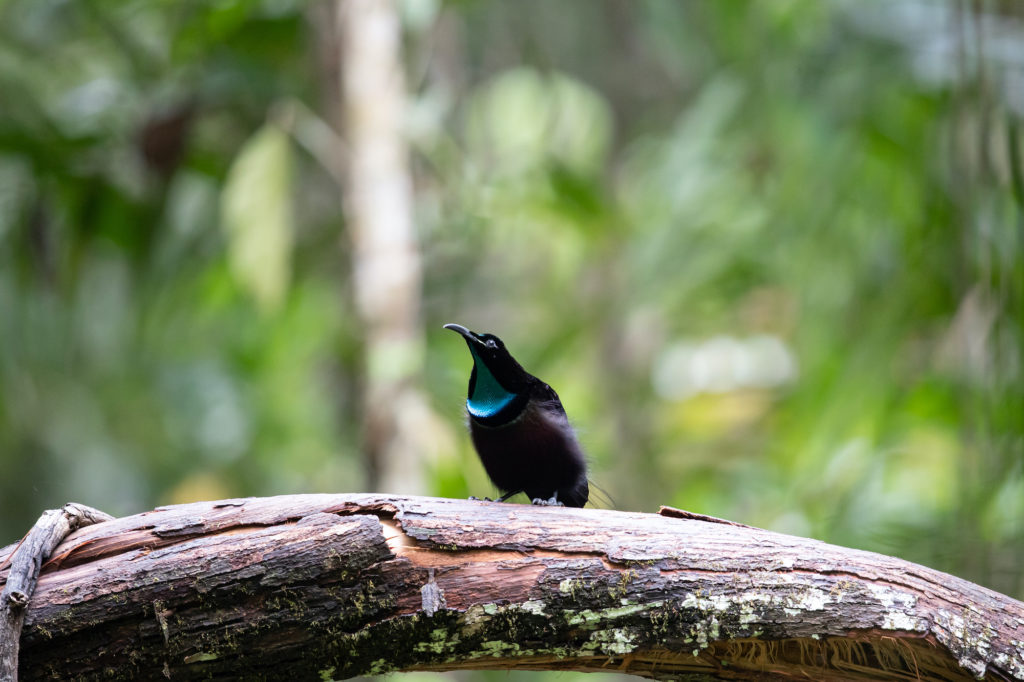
[{"x1": 221, "y1": 122, "x2": 293, "y2": 312}]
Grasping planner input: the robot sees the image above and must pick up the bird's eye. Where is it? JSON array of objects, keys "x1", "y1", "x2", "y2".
[{"x1": 486, "y1": 339, "x2": 498, "y2": 348}]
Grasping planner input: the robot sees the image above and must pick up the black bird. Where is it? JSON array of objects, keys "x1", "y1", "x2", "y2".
[{"x1": 444, "y1": 323, "x2": 589, "y2": 507}]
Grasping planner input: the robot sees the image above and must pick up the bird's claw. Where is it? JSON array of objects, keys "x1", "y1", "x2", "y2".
[
  {"x1": 469, "y1": 495, "x2": 494, "y2": 502},
  {"x1": 531, "y1": 495, "x2": 564, "y2": 507}
]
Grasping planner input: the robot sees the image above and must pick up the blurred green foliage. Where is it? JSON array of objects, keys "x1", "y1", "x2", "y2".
[{"x1": 1, "y1": 0, "x2": 1022, "y2": 618}]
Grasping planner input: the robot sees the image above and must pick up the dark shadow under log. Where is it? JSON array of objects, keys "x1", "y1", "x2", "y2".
[{"x1": 1, "y1": 494, "x2": 1022, "y2": 681}]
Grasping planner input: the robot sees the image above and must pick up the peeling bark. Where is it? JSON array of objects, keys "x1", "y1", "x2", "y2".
[
  {"x1": 1, "y1": 494, "x2": 1022, "y2": 681},
  {"x1": 0, "y1": 504, "x2": 113, "y2": 681}
]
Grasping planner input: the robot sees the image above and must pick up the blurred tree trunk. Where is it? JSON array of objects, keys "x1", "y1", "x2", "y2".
[
  {"x1": 336, "y1": 0, "x2": 428, "y2": 494},
  {"x1": 4, "y1": 494, "x2": 1023, "y2": 681}
]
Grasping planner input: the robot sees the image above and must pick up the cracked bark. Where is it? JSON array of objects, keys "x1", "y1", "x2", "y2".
[
  {"x1": 0, "y1": 494, "x2": 1022, "y2": 681},
  {"x1": 0, "y1": 503, "x2": 114, "y2": 682}
]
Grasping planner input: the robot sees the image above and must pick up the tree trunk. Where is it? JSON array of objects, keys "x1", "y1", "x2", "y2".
[
  {"x1": 337, "y1": 0, "x2": 429, "y2": 495},
  {"x1": 1, "y1": 494, "x2": 1022, "y2": 681}
]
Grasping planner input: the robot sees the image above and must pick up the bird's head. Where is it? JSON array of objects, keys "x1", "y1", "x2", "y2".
[{"x1": 444, "y1": 323, "x2": 532, "y2": 418}]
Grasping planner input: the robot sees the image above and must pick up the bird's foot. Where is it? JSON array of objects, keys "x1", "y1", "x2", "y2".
[
  {"x1": 468, "y1": 495, "x2": 494, "y2": 502},
  {"x1": 531, "y1": 495, "x2": 564, "y2": 507}
]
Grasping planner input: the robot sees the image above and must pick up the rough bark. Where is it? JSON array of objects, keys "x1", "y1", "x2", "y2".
[
  {"x1": 0, "y1": 504, "x2": 113, "y2": 682},
  {"x1": 0, "y1": 494, "x2": 1022, "y2": 681}
]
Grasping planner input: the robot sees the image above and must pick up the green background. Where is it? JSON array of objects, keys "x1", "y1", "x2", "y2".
[{"x1": 1, "y1": 0, "x2": 1021, "y2": 628}]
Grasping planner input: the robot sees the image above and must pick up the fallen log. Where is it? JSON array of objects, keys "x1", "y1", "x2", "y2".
[{"x1": 1, "y1": 494, "x2": 1021, "y2": 680}]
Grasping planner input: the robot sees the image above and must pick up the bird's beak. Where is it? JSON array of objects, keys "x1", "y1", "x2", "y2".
[{"x1": 443, "y1": 323, "x2": 484, "y2": 347}]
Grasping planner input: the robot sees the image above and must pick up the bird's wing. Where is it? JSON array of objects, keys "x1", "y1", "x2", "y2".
[{"x1": 534, "y1": 382, "x2": 568, "y2": 417}]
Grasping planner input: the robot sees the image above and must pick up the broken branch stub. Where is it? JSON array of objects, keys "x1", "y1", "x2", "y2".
[
  {"x1": 0, "y1": 503, "x2": 113, "y2": 682},
  {"x1": 0, "y1": 494, "x2": 1021, "y2": 681}
]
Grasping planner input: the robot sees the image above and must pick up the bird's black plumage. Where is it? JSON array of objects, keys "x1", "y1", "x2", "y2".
[{"x1": 444, "y1": 323, "x2": 589, "y2": 507}]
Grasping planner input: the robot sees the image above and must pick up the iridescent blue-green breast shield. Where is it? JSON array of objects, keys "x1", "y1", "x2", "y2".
[{"x1": 466, "y1": 346, "x2": 517, "y2": 418}]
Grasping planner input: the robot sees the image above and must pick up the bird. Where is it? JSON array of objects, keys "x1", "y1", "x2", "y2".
[{"x1": 443, "y1": 323, "x2": 589, "y2": 507}]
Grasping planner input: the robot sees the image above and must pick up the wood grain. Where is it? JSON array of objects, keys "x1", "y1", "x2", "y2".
[{"x1": 1, "y1": 494, "x2": 1021, "y2": 681}]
